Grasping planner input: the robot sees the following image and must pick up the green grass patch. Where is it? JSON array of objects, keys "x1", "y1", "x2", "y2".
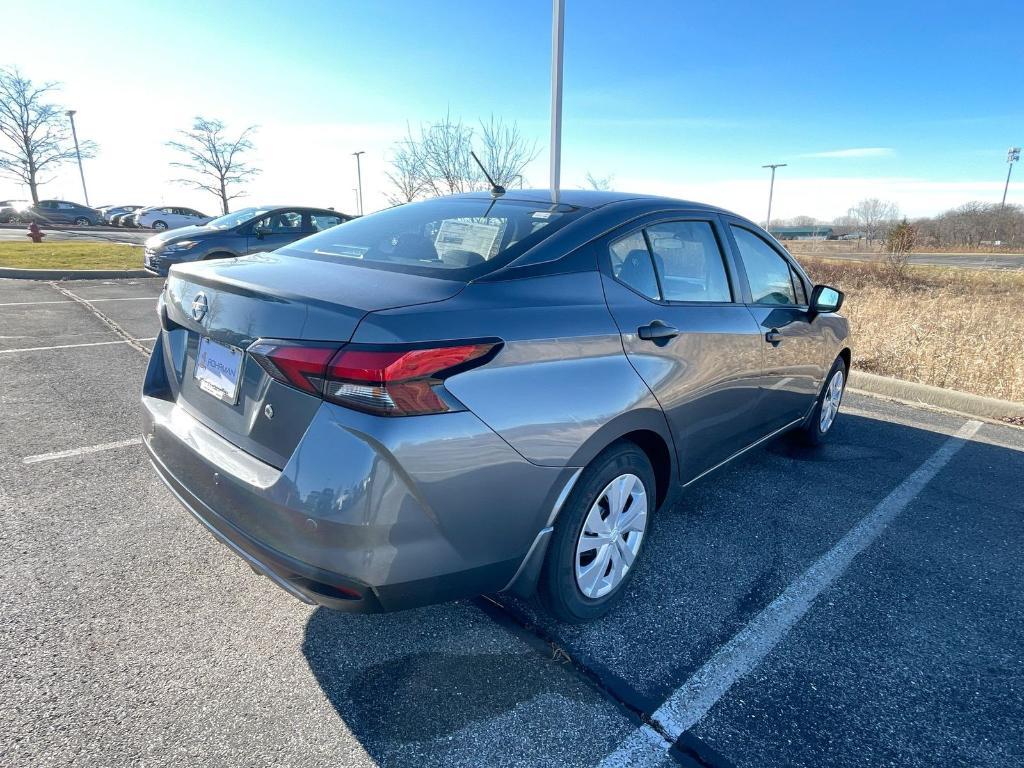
[{"x1": 0, "y1": 242, "x2": 143, "y2": 270}]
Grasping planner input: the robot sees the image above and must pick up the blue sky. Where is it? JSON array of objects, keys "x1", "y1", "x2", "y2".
[{"x1": 2, "y1": 0, "x2": 1021, "y2": 219}]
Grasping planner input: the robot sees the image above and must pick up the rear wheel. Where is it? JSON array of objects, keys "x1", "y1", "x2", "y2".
[
  {"x1": 539, "y1": 442, "x2": 654, "y2": 623},
  {"x1": 797, "y1": 357, "x2": 847, "y2": 445},
  {"x1": 153, "y1": 220, "x2": 168, "y2": 230}
]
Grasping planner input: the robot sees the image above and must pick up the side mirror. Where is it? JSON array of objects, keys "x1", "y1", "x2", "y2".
[
  {"x1": 810, "y1": 284, "x2": 844, "y2": 314},
  {"x1": 253, "y1": 227, "x2": 265, "y2": 240}
]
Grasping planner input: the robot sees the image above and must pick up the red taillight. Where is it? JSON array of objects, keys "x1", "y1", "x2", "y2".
[
  {"x1": 248, "y1": 342, "x2": 336, "y2": 394},
  {"x1": 248, "y1": 340, "x2": 498, "y2": 416}
]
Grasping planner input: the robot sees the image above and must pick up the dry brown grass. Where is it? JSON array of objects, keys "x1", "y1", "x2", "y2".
[{"x1": 799, "y1": 257, "x2": 1024, "y2": 403}]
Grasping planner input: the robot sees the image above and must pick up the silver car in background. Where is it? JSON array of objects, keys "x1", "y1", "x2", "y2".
[{"x1": 142, "y1": 190, "x2": 850, "y2": 622}]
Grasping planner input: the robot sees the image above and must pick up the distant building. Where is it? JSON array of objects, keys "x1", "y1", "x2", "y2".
[{"x1": 770, "y1": 225, "x2": 834, "y2": 240}]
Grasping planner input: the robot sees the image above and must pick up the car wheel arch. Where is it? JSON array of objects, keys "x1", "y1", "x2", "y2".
[
  {"x1": 838, "y1": 347, "x2": 851, "y2": 372},
  {"x1": 203, "y1": 251, "x2": 239, "y2": 260},
  {"x1": 565, "y1": 409, "x2": 677, "y2": 512}
]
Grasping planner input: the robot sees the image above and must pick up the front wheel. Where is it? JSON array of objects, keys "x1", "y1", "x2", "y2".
[
  {"x1": 539, "y1": 442, "x2": 655, "y2": 623},
  {"x1": 797, "y1": 358, "x2": 847, "y2": 445},
  {"x1": 152, "y1": 220, "x2": 167, "y2": 230},
  {"x1": 74, "y1": 217, "x2": 90, "y2": 226}
]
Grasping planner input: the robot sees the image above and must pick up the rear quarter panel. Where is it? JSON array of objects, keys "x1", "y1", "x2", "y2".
[{"x1": 352, "y1": 270, "x2": 675, "y2": 470}]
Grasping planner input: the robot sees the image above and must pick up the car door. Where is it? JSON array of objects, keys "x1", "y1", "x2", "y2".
[
  {"x1": 724, "y1": 220, "x2": 825, "y2": 432},
  {"x1": 246, "y1": 210, "x2": 304, "y2": 254},
  {"x1": 599, "y1": 214, "x2": 766, "y2": 483}
]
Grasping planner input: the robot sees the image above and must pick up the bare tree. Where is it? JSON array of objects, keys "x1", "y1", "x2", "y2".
[
  {"x1": 478, "y1": 115, "x2": 536, "y2": 189},
  {"x1": 167, "y1": 118, "x2": 259, "y2": 214},
  {"x1": 385, "y1": 112, "x2": 537, "y2": 201},
  {"x1": 0, "y1": 68, "x2": 97, "y2": 204},
  {"x1": 847, "y1": 198, "x2": 900, "y2": 244},
  {"x1": 383, "y1": 140, "x2": 424, "y2": 205},
  {"x1": 584, "y1": 171, "x2": 614, "y2": 191}
]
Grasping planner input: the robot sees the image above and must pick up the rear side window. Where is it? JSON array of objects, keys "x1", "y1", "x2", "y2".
[
  {"x1": 310, "y1": 214, "x2": 343, "y2": 232},
  {"x1": 730, "y1": 226, "x2": 797, "y2": 305},
  {"x1": 608, "y1": 220, "x2": 732, "y2": 303},
  {"x1": 609, "y1": 231, "x2": 660, "y2": 300},
  {"x1": 646, "y1": 221, "x2": 731, "y2": 302}
]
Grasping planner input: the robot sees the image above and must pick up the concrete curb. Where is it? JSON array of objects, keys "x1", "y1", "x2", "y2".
[
  {"x1": 848, "y1": 370, "x2": 1024, "y2": 420},
  {"x1": 0, "y1": 267, "x2": 155, "y2": 280}
]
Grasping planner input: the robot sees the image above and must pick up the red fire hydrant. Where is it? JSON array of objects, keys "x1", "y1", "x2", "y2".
[{"x1": 26, "y1": 222, "x2": 45, "y2": 243}]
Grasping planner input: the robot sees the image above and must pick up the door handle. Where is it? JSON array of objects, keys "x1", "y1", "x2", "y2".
[
  {"x1": 765, "y1": 329, "x2": 783, "y2": 345},
  {"x1": 638, "y1": 320, "x2": 679, "y2": 341}
]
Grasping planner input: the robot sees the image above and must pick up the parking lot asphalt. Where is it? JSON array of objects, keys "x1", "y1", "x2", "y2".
[{"x1": 1, "y1": 276, "x2": 1022, "y2": 768}]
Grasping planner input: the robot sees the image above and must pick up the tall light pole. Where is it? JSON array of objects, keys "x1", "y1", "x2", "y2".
[
  {"x1": 65, "y1": 110, "x2": 90, "y2": 206},
  {"x1": 762, "y1": 163, "x2": 786, "y2": 231},
  {"x1": 549, "y1": 0, "x2": 565, "y2": 204},
  {"x1": 352, "y1": 151, "x2": 365, "y2": 215},
  {"x1": 1002, "y1": 147, "x2": 1020, "y2": 209},
  {"x1": 352, "y1": 188, "x2": 359, "y2": 213}
]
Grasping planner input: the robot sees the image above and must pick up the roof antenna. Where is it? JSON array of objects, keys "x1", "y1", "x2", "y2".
[{"x1": 471, "y1": 151, "x2": 505, "y2": 196}]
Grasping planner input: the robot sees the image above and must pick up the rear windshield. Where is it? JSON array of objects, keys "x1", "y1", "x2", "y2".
[{"x1": 279, "y1": 197, "x2": 586, "y2": 279}]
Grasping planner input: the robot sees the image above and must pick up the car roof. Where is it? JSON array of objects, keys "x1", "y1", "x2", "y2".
[{"x1": 453, "y1": 188, "x2": 730, "y2": 214}]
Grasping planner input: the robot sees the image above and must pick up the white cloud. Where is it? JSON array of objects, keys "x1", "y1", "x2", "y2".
[{"x1": 801, "y1": 147, "x2": 895, "y2": 159}]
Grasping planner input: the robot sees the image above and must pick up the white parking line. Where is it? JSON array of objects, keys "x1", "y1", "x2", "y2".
[
  {"x1": 0, "y1": 296, "x2": 157, "y2": 307},
  {"x1": 22, "y1": 438, "x2": 144, "y2": 464},
  {"x1": 0, "y1": 337, "x2": 156, "y2": 354},
  {"x1": 48, "y1": 282, "x2": 153, "y2": 356},
  {"x1": 596, "y1": 419, "x2": 984, "y2": 767}
]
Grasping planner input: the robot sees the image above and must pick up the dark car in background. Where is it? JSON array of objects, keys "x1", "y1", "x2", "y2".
[
  {"x1": 26, "y1": 199, "x2": 103, "y2": 226},
  {"x1": 143, "y1": 205, "x2": 350, "y2": 276},
  {"x1": 142, "y1": 190, "x2": 850, "y2": 622}
]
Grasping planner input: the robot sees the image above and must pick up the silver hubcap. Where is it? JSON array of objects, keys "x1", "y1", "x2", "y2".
[
  {"x1": 575, "y1": 473, "x2": 648, "y2": 599},
  {"x1": 819, "y1": 369, "x2": 845, "y2": 433}
]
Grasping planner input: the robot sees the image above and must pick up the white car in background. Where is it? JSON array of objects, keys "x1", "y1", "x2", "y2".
[{"x1": 135, "y1": 205, "x2": 212, "y2": 231}]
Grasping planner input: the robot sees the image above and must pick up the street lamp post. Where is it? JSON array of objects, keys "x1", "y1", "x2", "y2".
[
  {"x1": 65, "y1": 110, "x2": 90, "y2": 206},
  {"x1": 549, "y1": 0, "x2": 565, "y2": 204},
  {"x1": 352, "y1": 151, "x2": 364, "y2": 217},
  {"x1": 762, "y1": 163, "x2": 787, "y2": 231},
  {"x1": 1002, "y1": 147, "x2": 1020, "y2": 209}
]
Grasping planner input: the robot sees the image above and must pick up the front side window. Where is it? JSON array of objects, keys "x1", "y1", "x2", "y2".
[
  {"x1": 646, "y1": 221, "x2": 731, "y2": 302},
  {"x1": 730, "y1": 226, "x2": 797, "y2": 305},
  {"x1": 609, "y1": 231, "x2": 659, "y2": 300},
  {"x1": 282, "y1": 197, "x2": 584, "y2": 279}
]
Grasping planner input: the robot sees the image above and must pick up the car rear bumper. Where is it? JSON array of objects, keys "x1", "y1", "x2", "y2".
[{"x1": 141, "y1": 344, "x2": 576, "y2": 611}]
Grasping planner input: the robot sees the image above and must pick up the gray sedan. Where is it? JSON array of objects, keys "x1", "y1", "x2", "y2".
[
  {"x1": 142, "y1": 190, "x2": 849, "y2": 622},
  {"x1": 25, "y1": 199, "x2": 103, "y2": 226},
  {"x1": 143, "y1": 206, "x2": 350, "y2": 276}
]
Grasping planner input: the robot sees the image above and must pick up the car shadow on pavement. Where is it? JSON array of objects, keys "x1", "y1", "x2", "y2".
[{"x1": 301, "y1": 603, "x2": 629, "y2": 767}]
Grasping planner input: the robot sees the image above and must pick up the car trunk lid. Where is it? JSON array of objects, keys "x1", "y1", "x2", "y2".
[{"x1": 159, "y1": 253, "x2": 466, "y2": 467}]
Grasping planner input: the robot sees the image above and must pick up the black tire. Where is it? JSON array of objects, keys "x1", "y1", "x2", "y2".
[
  {"x1": 796, "y1": 357, "x2": 848, "y2": 446},
  {"x1": 153, "y1": 220, "x2": 168, "y2": 230},
  {"x1": 74, "y1": 217, "x2": 90, "y2": 226},
  {"x1": 203, "y1": 251, "x2": 234, "y2": 261},
  {"x1": 539, "y1": 441, "x2": 656, "y2": 623}
]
